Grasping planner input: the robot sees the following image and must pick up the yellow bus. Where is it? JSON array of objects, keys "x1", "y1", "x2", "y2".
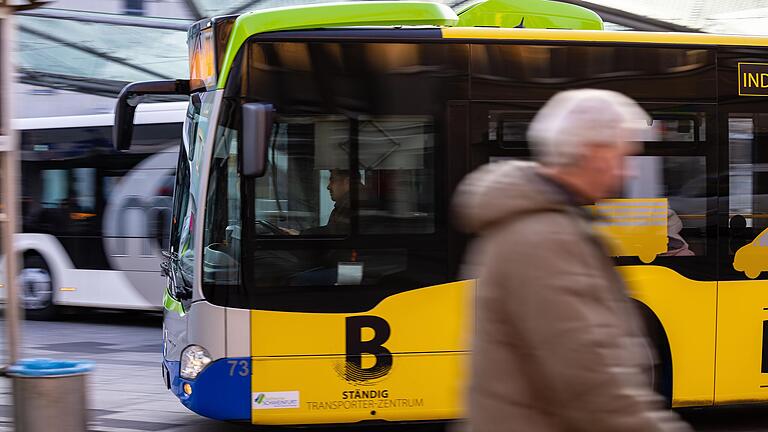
[{"x1": 114, "y1": 0, "x2": 768, "y2": 425}]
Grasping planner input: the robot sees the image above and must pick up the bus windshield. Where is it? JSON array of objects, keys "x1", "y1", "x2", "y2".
[
  {"x1": 202, "y1": 106, "x2": 450, "y2": 311},
  {"x1": 251, "y1": 115, "x2": 435, "y2": 235},
  {"x1": 199, "y1": 39, "x2": 471, "y2": 311}
]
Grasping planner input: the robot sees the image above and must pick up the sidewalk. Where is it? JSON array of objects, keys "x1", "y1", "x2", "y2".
[{"x1": 0, "y1": 314, "x2": 230, "y2": 432}]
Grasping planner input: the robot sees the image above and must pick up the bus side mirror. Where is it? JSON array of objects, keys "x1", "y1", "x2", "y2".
[
  {"x1": 241, "y1": 103, "x2": 274, "y2": 178},
  {"x1": 114, "y1": 79, "x2": 198, "y2": 151}
]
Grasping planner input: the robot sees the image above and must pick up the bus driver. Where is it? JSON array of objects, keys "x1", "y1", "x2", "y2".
[{"x1": 282, "y1": 169, "x2": 354, "y2": 235}]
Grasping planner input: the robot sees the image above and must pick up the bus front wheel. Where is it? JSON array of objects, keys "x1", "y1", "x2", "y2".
[{"x1": 19, "y1": 254, "x2": 57, "y2": 321}]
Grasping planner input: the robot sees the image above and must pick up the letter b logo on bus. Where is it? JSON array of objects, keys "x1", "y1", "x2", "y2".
[{"x1": 345, "y1": 316, "x2": 392, "y2": 382}]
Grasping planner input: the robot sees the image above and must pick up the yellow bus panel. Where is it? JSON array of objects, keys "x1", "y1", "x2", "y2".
[
  {"x1": 250, "y1": 353, "x2": 468, "y2": 424},
  {"x1": 620, "y1": 265, "x2": 717, "y2": 406},
  {"x1": 715, "y1": 279, "x2": 768, "y2": 403},
  {"x1": 249, "y1": 280, "x2": 474, "y2": 425}
]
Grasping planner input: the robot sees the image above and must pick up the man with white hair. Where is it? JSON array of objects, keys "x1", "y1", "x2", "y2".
[{"x1": 453, "y1": 89, "x2": 691, "y2": 431}]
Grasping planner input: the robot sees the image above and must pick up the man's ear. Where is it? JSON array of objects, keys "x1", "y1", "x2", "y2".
[{"x1": 569, "y1": 145, "x2": 594, "y2": 170}]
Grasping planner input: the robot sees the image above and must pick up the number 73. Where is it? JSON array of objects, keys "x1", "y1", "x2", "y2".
[{"x1": 228, "y1": 360, "x2": 250, "y2": 376}]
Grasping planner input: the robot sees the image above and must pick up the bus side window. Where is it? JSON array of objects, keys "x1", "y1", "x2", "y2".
[
  {"x1": 202, "y1": 123, "x2": 241, "y2": 286},
  {"x1": 621, "y1": 113, "x2": 709, "y2": 260},
  {"x1": 729, "y1": 113, "x2": 768, "y2": 252},
  {"x1": 487, "y1": 110, "x2": 711, "y2": 262},
  {"x1": 489, "y1": 111, "x2": 534, "y2": 161},
  {"x1": 728, "y1": 113, "x2": 768, "y2": 279}
]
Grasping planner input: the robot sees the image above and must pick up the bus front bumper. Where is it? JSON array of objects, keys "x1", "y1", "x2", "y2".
[{"x1": 164, "y1": 357, "x2": 251, "y2": 421}]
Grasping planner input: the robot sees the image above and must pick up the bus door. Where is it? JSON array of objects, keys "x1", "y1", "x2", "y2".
[
  {"x1": 716, "y1": 106, "x2": 768, "y2": 403},
  {"x1": 712, "y1": 47, "x2": 768, "y2": 404}
]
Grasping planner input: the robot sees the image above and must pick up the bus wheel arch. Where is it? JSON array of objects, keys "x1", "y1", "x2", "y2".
[
  {"x1": 632, "y1": 299, "x2": 672, "y2": 407},
  {"x1": 19, "y1": 250, "x2": 57, "y2": 320}
]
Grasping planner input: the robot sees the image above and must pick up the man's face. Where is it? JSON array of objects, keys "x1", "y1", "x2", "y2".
[
  {"x1": 580, "y1": 142, "x2": 636, "y2": 201},
  {"x1": 327, "y1": 171, "x2": 350, "y2": 202}
]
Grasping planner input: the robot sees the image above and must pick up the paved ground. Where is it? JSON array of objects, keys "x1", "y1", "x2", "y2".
[
  {"x1": 0, "y1": 310, "x2": 258, "y2": 432},
  {"x1": 1, "y1": 310, "x2": 768, "y2": 431}
]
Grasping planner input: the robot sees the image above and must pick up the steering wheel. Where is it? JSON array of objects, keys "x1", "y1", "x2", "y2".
[{"x1": 255, "y1": 219, "x2": 287, "y2": 235}]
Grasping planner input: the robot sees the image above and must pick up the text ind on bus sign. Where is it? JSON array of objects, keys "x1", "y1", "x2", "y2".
[{"x1": 739, "y1": 63, "x2": 768, "y2": 96}]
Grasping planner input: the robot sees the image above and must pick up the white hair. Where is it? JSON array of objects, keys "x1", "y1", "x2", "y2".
[{"x1": 527, "y1": 89, "x2": 651, "y2": 167}]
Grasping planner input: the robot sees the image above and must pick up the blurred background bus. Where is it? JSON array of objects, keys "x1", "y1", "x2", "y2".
[{"x1": 1, "y1": 102, "x2": 184, "y2": 319}]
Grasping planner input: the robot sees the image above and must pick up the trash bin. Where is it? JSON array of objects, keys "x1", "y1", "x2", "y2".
[{"x1": 7, "y1": 358, "x2": 94, "y2": 432}]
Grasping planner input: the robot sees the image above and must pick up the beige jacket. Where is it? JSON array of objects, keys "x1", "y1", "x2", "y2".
[{"x1": 453, "y1": 161, "x2": 691, "y2": 432}]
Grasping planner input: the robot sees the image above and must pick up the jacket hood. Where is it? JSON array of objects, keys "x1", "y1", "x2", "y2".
[{"x1": 452, "y1": 161, "x2": 570, "y2": 234}]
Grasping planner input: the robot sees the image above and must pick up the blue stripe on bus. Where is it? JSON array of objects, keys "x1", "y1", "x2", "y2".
[{"x1": 166, "y1": 358, "x2": 251, "y2": 421}]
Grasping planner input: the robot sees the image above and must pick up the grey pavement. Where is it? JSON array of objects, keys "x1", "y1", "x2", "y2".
[
  {"x1": 0, "y1": 311, "x2": 445, "y2": 432},
  {"x1": 0, "y1": 311, "x2": 254, "y2": 432},
  {"x1": 1, "y1": 310, "x2": 768, "y2": 431}
]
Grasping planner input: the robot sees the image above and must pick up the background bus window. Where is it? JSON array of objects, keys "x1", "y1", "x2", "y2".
[
  {"x1": 72, "y1": 168, "x2": 96, "y2": 212},
  {"x1": 729, "y1": 113, "x2": 768, "y2": 257},
  {"x1": 20, "y1": 121, "x2": 181, "y2": 269},
  {"x1": 35, "y1": 168, "x2": 98, "y2": 234},
  {"x1": 41, "y1": 169, "x2": 68, "y2": 209}
]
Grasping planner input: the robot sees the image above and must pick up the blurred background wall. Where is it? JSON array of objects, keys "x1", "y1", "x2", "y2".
[{"x1": 13, "y1": 0, "x2": 768, "y2": 119}]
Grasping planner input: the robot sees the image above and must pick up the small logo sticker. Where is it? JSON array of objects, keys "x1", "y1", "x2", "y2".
[{"x1": 252, "y1": 391, "x2": 300, "y2": 409}]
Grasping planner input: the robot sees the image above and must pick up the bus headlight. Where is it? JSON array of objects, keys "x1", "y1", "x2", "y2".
[{"x1": 180, "y1": 345, "x2": 212, "y2": 380}]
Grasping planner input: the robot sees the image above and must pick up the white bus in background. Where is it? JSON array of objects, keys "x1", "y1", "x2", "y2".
[{"x1": 0, "y1": 102, "x2": 185, "y2": 319}]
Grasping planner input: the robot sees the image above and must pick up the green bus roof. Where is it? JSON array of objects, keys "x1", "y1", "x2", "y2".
[
  {"x1": 217, "y1": 1, "x2": 459, "y2": 88},
  {"x1": 215, "y1": 0, "x2": 605, "y2": 88},
  {"x1": 456, "y1": 0, "x2": 603, "y2": 30}
]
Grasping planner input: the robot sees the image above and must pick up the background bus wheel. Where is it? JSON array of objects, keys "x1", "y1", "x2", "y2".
[{"x1": 19, "y1": 254, "x2": 57, "y2": 321}]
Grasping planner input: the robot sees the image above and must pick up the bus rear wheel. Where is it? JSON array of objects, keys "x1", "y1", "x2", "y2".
[{"x1": 19, "y1": 254, "x2": 56, "y2": 321}]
